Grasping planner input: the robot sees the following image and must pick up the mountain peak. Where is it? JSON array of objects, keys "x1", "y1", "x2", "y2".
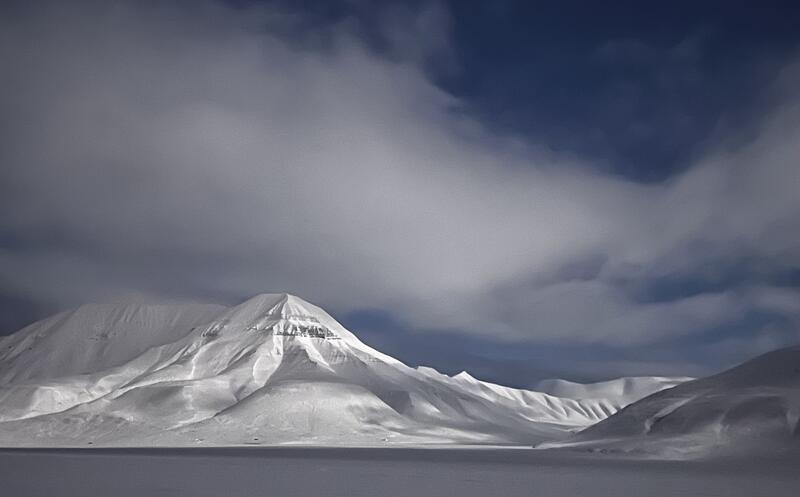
[
  {"x1": 0, "y1": 292, "x2": 691, "y2": 447},
  {"x1": 454, "y1": 371, "x2": 478, "y2": 382},
  {"x1": 247, "y1": 294, "x2": 339, "y2": 340},
  {"x1": 232, "y1": 293, "x2": 316, "y2": 319},
  {"x1": 217, "y1": 293, "x2": 358, "y2": 344},
  {"x1": 266, "y1": 293, "x2": 316, "y2": 319}
]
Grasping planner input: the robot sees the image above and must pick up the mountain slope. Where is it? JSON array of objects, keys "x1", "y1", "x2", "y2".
[
  {"x1": 0, "y1": 294, "x2": 685, "y2": 446},
  {"x1": 0, "y1": 302, "x2": 226, "y2": 384},
  {"x1": 543, "y1": 346, "x2": 800, "y2": 458},
  {"x1": 535, "y1": 377, "x2": 691, "y2": 405}
]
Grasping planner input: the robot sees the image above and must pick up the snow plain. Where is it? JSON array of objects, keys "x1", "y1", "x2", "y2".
[{"x1": 1, "y1": 447, "x2": 797, "y2": 497}]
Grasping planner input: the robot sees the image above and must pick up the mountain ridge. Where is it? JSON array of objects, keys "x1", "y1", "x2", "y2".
[{"x1": 0, "y1": 293, "x2": 687, "y2": 447}]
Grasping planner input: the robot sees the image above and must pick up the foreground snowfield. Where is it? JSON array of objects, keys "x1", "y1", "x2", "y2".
[
  {"x1": 0, "y1": 294, "x2": 682, "y2": 447},
  {"x1": 1, "y1": 447, "x2": 797, "y2": 497}
]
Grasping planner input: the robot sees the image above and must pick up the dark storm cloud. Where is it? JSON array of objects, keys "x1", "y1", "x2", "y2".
[{"x1": 0, "y1": 0, "x2": 799, "y2": 376}]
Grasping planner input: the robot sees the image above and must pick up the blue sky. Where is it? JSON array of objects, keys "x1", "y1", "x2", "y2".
[{"x1": 1, "y1": 0, "x2": 800, "y2": 386}]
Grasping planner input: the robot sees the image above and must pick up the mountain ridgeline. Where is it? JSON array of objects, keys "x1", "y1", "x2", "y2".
[{"x1": 0, "y1": 294, "x2": 683, "y2": 447}]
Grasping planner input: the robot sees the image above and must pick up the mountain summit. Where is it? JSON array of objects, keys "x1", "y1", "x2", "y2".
[{"x1": 0, "y1": 294, "x2": 684, "y2": 446}]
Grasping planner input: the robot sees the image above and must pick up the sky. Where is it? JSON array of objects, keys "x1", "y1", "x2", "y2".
[{"x1": 1, "y1": 0, "x2": 799, "y2": 387}]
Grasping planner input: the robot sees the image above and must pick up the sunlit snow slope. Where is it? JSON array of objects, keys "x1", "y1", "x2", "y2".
[
  {"x1": 544, "y1": 346, "x2": 800, "y2": 458},
  {"x1": 0, "y1": 294, "x2": 685, "y2": 447},
  {"x1": 535, "y1": 377, "x2": 691, "y2": 406}
]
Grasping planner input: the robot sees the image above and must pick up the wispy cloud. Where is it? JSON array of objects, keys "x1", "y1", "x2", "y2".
[{"x1": 0, "y1": 1, "x2": 798, "y2": 359}]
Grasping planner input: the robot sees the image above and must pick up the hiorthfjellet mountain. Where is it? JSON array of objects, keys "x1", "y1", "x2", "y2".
[
  {"x1": 0, "y1": 293, "x2": 684, "y2": 447},
  {"x1": 542, "y1": 346, "x2": 800, "y2": 458}
]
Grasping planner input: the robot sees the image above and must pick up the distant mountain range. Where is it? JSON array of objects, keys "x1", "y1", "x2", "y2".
[{"x1": 0, "y1": 293, "x2": 684, "y2": 447}]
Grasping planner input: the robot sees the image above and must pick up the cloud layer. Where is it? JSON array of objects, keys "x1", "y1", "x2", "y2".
[{"x1": 1, "y1": 1, "x2": 798, "y2": 360}]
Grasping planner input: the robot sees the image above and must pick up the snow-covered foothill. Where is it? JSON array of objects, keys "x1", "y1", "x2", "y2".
[{"x1": 541, "y1": 345, "x2": 800, "y2": 458}]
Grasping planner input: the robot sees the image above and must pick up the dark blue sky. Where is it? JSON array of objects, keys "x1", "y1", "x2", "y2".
[
  {"x1": 443, "y1": 1, "x2": 800, "y2": 181},
  {"x1": 243, "y1": 0, "x2": 800, "y2": 179},
  {"x1": 1, "y1": 0, "x2": 800, "y2": 386}
]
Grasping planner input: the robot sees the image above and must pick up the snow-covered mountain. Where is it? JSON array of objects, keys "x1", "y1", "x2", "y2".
[
  {"x1": 542, "y1": 345, "x2": 800, "y2": 458},
  {"x1": 535, "y1": 377, "x2": 691, "y2": 405},
  {"x1": 0, "y1": 294, "x2": 686, "y2": 447}
]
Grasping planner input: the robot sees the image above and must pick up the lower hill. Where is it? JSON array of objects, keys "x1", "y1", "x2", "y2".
[{"x1": 541, "y1": 345, "x2": 800, "y2": 458}]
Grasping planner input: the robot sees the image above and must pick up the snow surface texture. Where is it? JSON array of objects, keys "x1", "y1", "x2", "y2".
[
  {"x1": 3, "y1": 447, "x2": 798, "y2": 497},
  {"x1": 0, "y1": 294, "x2": 684, "y2": 447},
  {"x1": 542, "y1": 345, "x2": 800, "y2": 458}
]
